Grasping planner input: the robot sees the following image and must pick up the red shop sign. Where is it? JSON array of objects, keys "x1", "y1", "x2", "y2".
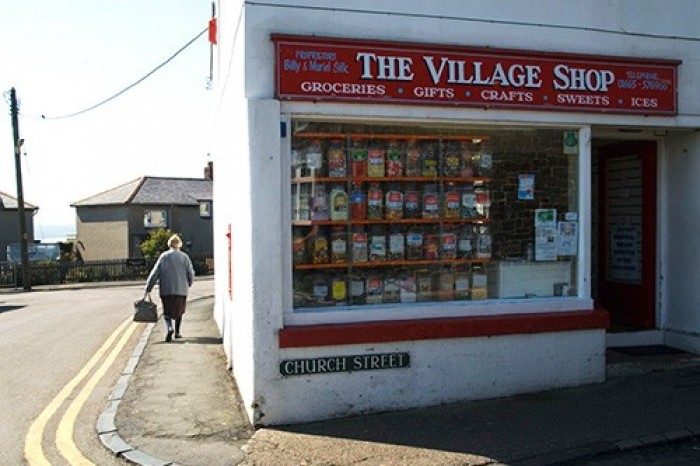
[{"x1": 273, "y1": 35, "x2": 679, "y2": 115}]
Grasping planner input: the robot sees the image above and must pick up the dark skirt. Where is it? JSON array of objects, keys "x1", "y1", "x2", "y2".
[{"x1": 161, "y1": 295, "x2": 187, "y2": 320}]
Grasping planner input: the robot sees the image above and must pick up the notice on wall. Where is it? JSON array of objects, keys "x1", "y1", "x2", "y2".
[
  {"x1": 557, "y1": 221, "x2": 578, "y2": 256},
  {"x1": 608, "y1": 224, "x2": 642, "y2": 283},
  {"x1": 518, "y1": 174, "x2": 535, "y2": 200},
  {"x1": 534, "y1": 209, "x2": 557, "y2": 261}
]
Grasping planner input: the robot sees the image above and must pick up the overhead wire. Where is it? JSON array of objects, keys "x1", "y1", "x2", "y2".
[{"x1": 23, "y1": 26, "x2": 208, "y2": 121}]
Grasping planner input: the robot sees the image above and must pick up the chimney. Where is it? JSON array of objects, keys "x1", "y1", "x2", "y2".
[{"x1": 204, "y1": 161, "x2": 213, "y2": 180}]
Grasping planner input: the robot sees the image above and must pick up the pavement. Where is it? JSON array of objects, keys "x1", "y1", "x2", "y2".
[{"x1": 98, "y1": 294, "x2": 700, "y2": 466}]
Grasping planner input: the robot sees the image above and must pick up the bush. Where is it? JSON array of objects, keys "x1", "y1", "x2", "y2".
[{"x1": 140, "y1": 228, "x2": 179, "y2": 259}]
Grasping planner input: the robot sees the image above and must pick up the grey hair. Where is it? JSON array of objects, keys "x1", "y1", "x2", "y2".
[{"x1": 168, "y1": 235, "x2": 182, "y2": 248}]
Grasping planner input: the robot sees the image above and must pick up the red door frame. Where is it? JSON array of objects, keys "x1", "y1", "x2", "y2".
[{"x1": 597, "y1": 141, "x2": 656, "y2": 328}]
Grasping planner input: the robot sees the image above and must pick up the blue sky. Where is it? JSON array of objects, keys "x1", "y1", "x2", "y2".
[{"x1": 0, "y1": 0, "x2": 213, "y2": 239}]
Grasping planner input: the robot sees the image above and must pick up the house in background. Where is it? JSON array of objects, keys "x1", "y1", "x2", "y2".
[
  {"x1": 0, "y1": 190, "x2": 37, "y2": 262},
  {"x1": 71, "y1": 171, "x2": 213, "y2": 261}
]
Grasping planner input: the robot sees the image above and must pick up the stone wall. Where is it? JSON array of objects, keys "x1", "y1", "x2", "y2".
[{"x1": 489, "y1": 129, "x2": 570, "y2": 259}]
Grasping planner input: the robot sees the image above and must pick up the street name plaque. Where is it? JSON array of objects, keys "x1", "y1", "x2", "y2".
[{"x1": 280, "y1": 352, "x2": 410, "y2": 376}]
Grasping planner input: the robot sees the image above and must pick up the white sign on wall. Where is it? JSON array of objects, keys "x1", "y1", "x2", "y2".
[{"x1": 608, "y1": 224, "x2": 642, "y2": 283}]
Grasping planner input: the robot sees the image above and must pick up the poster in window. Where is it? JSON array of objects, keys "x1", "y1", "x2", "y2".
[
  {"x1": 534, "y1": 209, "x2": 557, "y2": 261},
  {"x1": 557, "y1": 221, "x2": 578, "y2": 256},
  {"x1": 535, "y1": 208, "x2": 556, "y2": 227},
  {"x1": 518, "y1": 174, "x2": 535, "y2": 200}
]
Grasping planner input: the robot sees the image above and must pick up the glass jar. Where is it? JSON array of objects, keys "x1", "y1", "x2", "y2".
[
  {"x1": 443, "y1": 182, "x2": 461, "y2": 219},
  {"x1": 367, "y1": 182, "x2": 384, "y2": 220},
  {"x1": 291, "y1": 149, "x2": 305, "y2": 178},
  {"x1": 476, "y1": 225, "x2": 492, "y2": 259},
  {"x1": 405, "y1": 139, "x2": 421, "y2": 177},
  {"x1": 330, "y1": 274, "x2": 347, "y2": 305},
  {"x1": 423, "y1": 226, "x2": 439, "y2": 260},
  {"x1": 351, "y1": 138, "x2": 368, "y2": 178},
  {"x1": 330, "y1": 226, "x2": 347, "y2": 263},
  {"x1": 365, "y1": 273, "x2": 383, "y2": 304},
  {"x1": 473, "y1": 141, "x2": 493, "y2": 177},
  {"x1": 310, "y1": 184, "x2": 329, "y2": 221},
  {"x1": 400, "y1": 271, "x2": 417, "y2": 303},
  {"x1": 474, "y1": 186, "x2": 491, "y2": 219},
  {"x1": 422, "y1": 184, "x2": 440, "y2": 219},
  {"x1": 416, "y1": 269, "x2": 433, "y2": 302},
  {"x1": 460, "y1": 184, "x2": 477, "y2": 219},
  {"x1": 388, "y1": 226, "x2": 405, "y2": 261},
  {"x1": 369, "y1": 226, "x2": 387, "y2": 262},
  {"x1": 291, "y1": 183, "x2": 311, "y2": 221},
  {"x1": 386, "y1": 140, "x2": 404, "y2": 177},
  {"x1": 454, "y1": 266, "x2": 471, "y2": 300},
  {"x1": 350, "y1": 183, "x2": 366, "y2": 220},
  {"x1": 470, "y1": 264, "x2": 488, "y2": 300},
  {"x1": 327, "y1": 139, "x2": 346, "y2": 177},
  {"x1": 307, "y1": 226, "x2": 329, "y2": 264},
  {"x1": 383, "y1": 271, "x2": 401, "y2": 303},
  {"x1": 292, "y1": 227, "x2": 307, "y2": 265},
  {"x1": 421, "y1": 141, "x2": 438, "y2": 177},
  {"x1": 403, "y1": 184, "x2": 421, "y2": 219},
  {"x1": 367, "y1": 140, "x2": 385, "y2": 178},
  {"x1": 457, "y1": 225, "x2": 476, "y2": 259},
  {"x1": 385, "y1": 183, "x2": 404, "y2": 220},
  {"x1": 312, "y1": 272, "x2": 329, "y2": 304},
  {"x1": 440, "y1": 227, "x2": 457, "y2": 260},
  {"x1": 406, "y1": 225, "x2": 424, "y2": 260},
  {"x1": 438, "y1": 268, "x2": 455, "y2": 301},
  {"x1": 351, "y1": 226, "x2": 368, "y2": 263},
  {"x1": 442, "y1": 142, "x2": 461, "y2": 177},
  {"x1": 329, "y1": 184, "x2": 349, "y2": 221},
  {"x1": 305, "y1": 139, "x2": 325, "y2": 177},
  {"x1": 460, "y1": 141, "x2": 475, "y2": 178},
  {"x1": 349, "y1": 272, "x2": 366, "y2": 305}
]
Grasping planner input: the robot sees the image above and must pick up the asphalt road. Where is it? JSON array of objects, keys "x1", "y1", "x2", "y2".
[
  {"x1": 570, "y1": 437, "x2": 700, "y2": 465},
  {"x1": 0, "y1": 279, "x2": 214, "y2": 466}
]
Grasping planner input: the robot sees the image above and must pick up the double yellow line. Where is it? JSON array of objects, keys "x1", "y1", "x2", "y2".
[{"x1": 25, "y1": 316, "x2": 140, "y2": 466}]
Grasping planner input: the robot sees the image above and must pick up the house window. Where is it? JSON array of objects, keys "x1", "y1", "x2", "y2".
[
  {"x1": 144, "y1": 210, "x2": 168, "y2": 228},
  {"x1": 200, "y1": 201, "x2": 212, "y2": 218}
]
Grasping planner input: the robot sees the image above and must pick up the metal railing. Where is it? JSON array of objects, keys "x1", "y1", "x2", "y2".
[
  {"x1": 0, "y1": 262, "x2": 17, "y2": 288},
  {"x1": 0, "y1": 256, "x2": 213, "y2": 288}
]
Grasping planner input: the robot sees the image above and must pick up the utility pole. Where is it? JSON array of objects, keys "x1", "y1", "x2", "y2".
[{"x1": 9, "y1": 88, "x2": 31, "y2": 291}]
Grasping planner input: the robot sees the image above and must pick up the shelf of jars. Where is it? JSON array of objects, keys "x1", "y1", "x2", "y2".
[
  {"x1": 292, "y1": 218, "x2": 491, "y2": 227},
  {"x1": 294, "y1": 258, "x2": 490, "y2": 270},
  {"x1": 293, "y1": 132, "x2": 489, "y2": 142},
  {"x1": 291, "y1": 129, "x2": 495, "y2": 308},
  {"x1": 292, "y1": 176, "x2": 491, "y2": 185}
]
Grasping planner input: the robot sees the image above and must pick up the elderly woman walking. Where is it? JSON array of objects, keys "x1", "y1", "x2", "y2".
[{"x1": 145, "y1": 234, "x2": 195, "y2": 342}]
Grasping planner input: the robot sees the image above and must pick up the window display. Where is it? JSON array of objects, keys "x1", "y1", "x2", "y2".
[{"x1": 291, "y1": 121, "x2": 578, "y2": 310}]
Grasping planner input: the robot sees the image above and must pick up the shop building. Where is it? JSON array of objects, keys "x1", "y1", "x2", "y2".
[{"x1": 211, "y1": 1, "x2": 700, "y2": 425}]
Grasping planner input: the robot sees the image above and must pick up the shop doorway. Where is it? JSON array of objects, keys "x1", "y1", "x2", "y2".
[{"x1": 594, "y1": 141, "x2": 656, "y2": 329}]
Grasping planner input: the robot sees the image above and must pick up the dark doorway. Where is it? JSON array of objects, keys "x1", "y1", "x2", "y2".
[{"x1": 596, "y1": 141, "x2": 656, "y2": 328}]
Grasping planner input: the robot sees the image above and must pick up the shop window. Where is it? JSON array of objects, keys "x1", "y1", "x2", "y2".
[{"x1": 290, "y1": 120, "x2": 579, "y2": 313}]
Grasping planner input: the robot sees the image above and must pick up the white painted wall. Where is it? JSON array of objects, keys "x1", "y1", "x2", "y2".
[
  {"x1": 663, "y1": 132, "x2": 700, "y2": 352},
  {"x1": 214, "y1": 1, "x2": 700, "y2": 424},
  {"x1": 262, "y1": 330, "x2": 605, "y2": 425}
]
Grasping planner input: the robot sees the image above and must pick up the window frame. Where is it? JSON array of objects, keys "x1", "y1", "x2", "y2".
[{"x1": 282, "y1": 114, "x2": 592, "y2": 327}]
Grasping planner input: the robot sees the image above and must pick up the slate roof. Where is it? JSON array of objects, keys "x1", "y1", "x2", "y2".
[
  {"x1": 71, "y1": 177, "x2": 213, "y2": 207},
  {"x1": 0, "y1": 190, "x2": 38, "y2": 210}
]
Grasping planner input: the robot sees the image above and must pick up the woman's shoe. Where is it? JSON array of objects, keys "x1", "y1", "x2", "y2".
[
  {"x1": 166, "y1": 330, "x2": 173, "y2": 342},
  {"x1": 175, "y1": 333, "x2": 183, "y2": 339}
]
